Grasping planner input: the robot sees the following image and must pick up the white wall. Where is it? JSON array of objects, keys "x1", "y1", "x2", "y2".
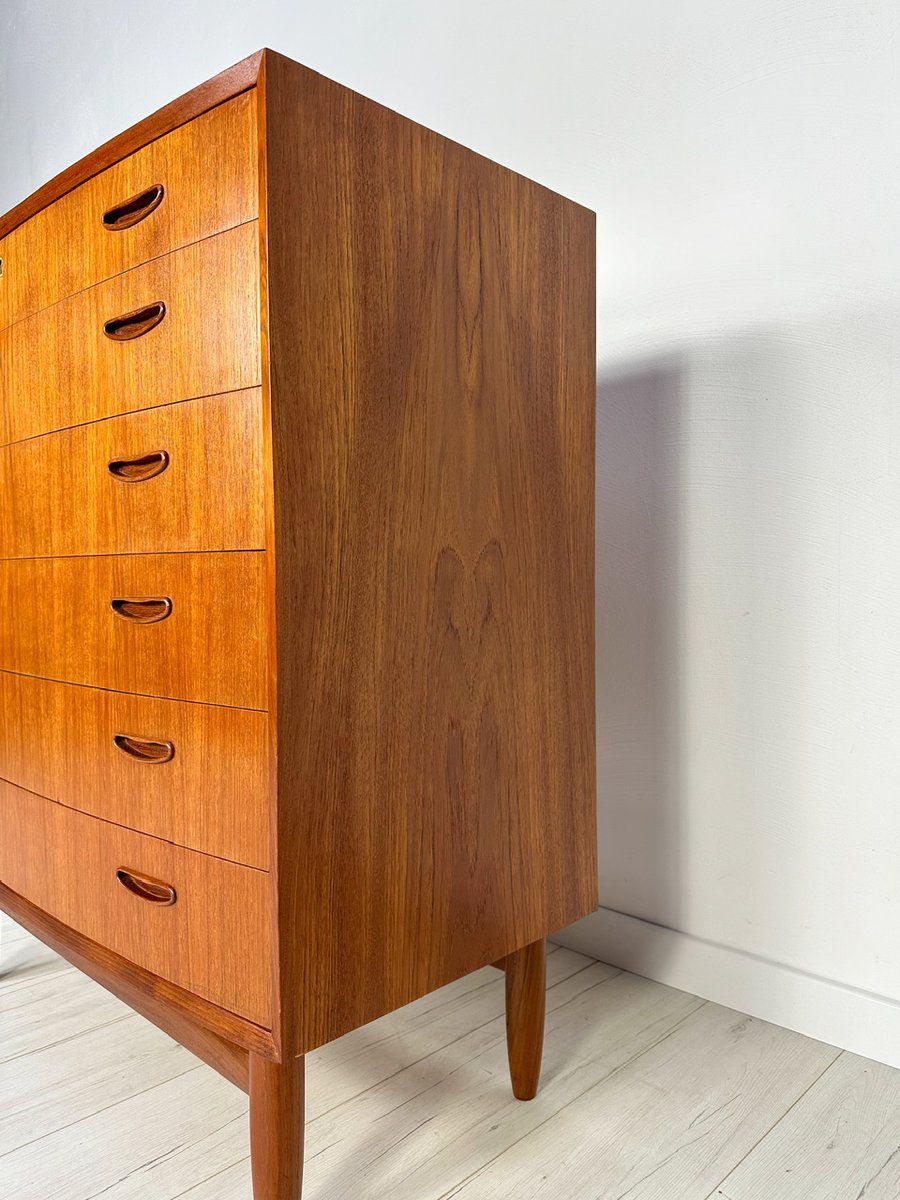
[{"x1": 3, "y1": 1, "x2": 899, "y2": 1064}]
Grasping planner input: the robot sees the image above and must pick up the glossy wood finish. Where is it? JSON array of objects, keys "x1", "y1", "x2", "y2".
[
  {"x1": 504, "y1": 939, "x2": 546, "y2": 1100},
  {"x1": 0, "y1": 780, "x2": 272, "y2": 1023},
  {"x1": 0, "y1": 551, "x2": 267, "y2": 708},
  {"x1": 0, "y1": 92, "x2": 257, "y2": 331},
  {"x1": 0, "y1": 671, "x2": 269, "y2": 866},
  {"x1": 0, "y1": 47, "x2": 596, "y2": 1200},
  {"x1": 0, "y1": 220, "x2": 260, "y2": 445},
  {"x1": 0, "y1": 390, "x2": 265, "y2": 558},
  {"x1": 260, "y1": 51, "x2": 597, "y2": 1057},
  {"x1": 250, "y1": 1054, "x2": 306, "y2": 1200}
]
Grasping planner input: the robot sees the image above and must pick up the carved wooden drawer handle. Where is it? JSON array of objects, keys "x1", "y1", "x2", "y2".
[
  {"x1": 116, "y1": 868, "x2": 177, "y2": 906},
  {"x1": 108, "y1": 450, "x2": 170, "y2": 482},
  {"x1": 113, "y1": 733, "x2": 175, "y2": 764},
  {"x1": 103, "y1": 301, "x2": 166, "y2": 341},
  {"x1": 102, "y1": 183, "x2": 165, "y2": 231},
  {"x1": 110, "y1": 596, "x2": 173, "y2": 624}
]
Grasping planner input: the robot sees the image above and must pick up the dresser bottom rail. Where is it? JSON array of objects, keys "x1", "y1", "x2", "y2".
[{"x1": 0, "y1": 880, "x2": 277, "y2": 1087}]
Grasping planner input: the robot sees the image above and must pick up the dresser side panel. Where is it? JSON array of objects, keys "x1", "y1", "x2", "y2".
[{"x1": 262, "y1": 53, "x2": 597, "y2": 1054}]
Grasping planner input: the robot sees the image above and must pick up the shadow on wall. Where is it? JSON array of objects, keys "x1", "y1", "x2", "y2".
[
  {"x1": 594, "y1": 357, "x2": 687, "y2": 967},
  {"x1": 562, "y1": 313, "x2": 900, "y2": 1012}
]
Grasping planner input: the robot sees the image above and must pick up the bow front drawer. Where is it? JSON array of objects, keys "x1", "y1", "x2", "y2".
[
  {"x1": 0, "y1": 672, "x2": 269, "y2": 867},
  {"x1": 0, "y1": 390, "x2": 265, "y2": 557},
  {"x1": 0, "y1": 221, "x2": 260, "y2": 445},
  {"x1": 0, "y1": 779, "x2": 272, "y2": 1025},
  {"x1": 0, "y1": 552, "x2": 267, "y2": 708},
  {"x1": 0, "y1": 90, "x2": 258, "y2": 331}
]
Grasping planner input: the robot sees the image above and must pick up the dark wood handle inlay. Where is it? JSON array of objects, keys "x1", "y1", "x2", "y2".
[
  {"x1": 110, "y1": 597, "x2": 173, "y2": 624},
  {"x1": 102, "y1": 183, "x2": 165, "y2": 231},
  {"x1": 108, "y1": 450, "x2": 170, "y2": 482},
  {"x1": 103, "y1": 301, "x2": 166, "y2": 341},
  {"x1": 113, "y1": 734, "x2": 176, "y2": 764},
  {"x1": 115, "y1": 868, "x2": 177, "y2": 906}
]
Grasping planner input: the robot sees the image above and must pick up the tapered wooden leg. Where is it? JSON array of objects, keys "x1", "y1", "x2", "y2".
[
  {"x1": 504, "y1": 938, "x2": 546, "y2": 1100},
  {"x1": 250, "y1": 1053, "x2": 305, "y2": 1199}
]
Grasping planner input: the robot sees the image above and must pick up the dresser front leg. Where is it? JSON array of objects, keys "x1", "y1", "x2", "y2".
[
  {"x1": 504, "y1": 938, "x2": 546, "y2": 1100},
  {"x1": 250, "y1": 1052, "x2": 305, "y2": 1199}
]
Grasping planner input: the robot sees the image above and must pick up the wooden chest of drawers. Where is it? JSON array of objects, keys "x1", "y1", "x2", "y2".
[{"x1": 0, "y1": 49, "x2": 596, "y2": 1198}]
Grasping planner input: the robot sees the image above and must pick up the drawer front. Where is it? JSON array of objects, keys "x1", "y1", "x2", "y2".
[
  {"x1": 0, "y1": 91, "x2": 258, "y2": 331},
  {"x1": 0, "y1": 779, "x2": 271, "y2": 1025},
  {"x1": 0, "y1": 221, "x2": 260, "y2": 446},
  {"x1": 0, "y1": 672, "x2": 269, "y2": 868},
  {"x1": 0, "y1": 552, "x2": 267, "y2": 708},
  {"x1": 0, "y1": 390, "x2": 265, "y2": 558}
]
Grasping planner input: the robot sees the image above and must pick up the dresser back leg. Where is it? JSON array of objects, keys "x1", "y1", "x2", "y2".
[
  {"x1": 504, "y1": 938, "x2": 547, "y2": 1100},
  {"x1": 250, "y1": 1052, "x2": 305, "y2": 1199}
]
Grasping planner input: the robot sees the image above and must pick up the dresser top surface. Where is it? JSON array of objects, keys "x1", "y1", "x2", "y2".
[{"x1": 0, "y1": 49, "x2": 265, "y2": 241}]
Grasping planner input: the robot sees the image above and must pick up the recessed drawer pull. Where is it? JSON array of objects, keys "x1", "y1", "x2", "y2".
[
  {"x1": 113, "y1": 733, "x2": 175, "y2": 764},
  {"x1": 103, "y1": 301, "x2": 166, "y2": 341},
  {"x1": 102, "y1": 183, "x2": 165, "y2": 231},
  {"x1": 108, "y1": 450, "x2": 170, "y2": 482},
  {"x1": 115, "y1": 868, "x2": 177, "y2": 906},
  {"x1": 110, "y1": 596, "x2": 173, "y2": 624}
]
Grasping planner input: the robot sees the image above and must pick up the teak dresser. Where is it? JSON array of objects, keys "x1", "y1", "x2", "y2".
[{"x1": 0, "y1": 49, "x2": 596, "y2": 1197}]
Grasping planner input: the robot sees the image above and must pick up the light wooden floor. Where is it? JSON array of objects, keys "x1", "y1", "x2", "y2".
[{"x1": 2, "y1": 913, "x2": 899, "y2": 1199}]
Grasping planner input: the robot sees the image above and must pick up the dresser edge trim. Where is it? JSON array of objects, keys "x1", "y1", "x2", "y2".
[{"x1": 0, "y1": 50, "x2": 264, "y2": 240}]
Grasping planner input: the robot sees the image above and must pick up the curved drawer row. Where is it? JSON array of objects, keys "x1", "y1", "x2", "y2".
[
  {"x1": 0, "y1": 219, "x2": 260, "y2": 446},
  {"x1": 0, "y1": 90, "x2": 258, "y2": 332},
  {"x1": 0, "y1": 551, "x2": 268, "y2": 709},
  {"x1": 0, "y1": 388, "x2": 265, "y2": 557},
  {"x1": 0, "y1": 778, "x2": 272, "y2": 1025},
  {"x1": 0, "y1": 671, "x2": 269, "y2": 867}
]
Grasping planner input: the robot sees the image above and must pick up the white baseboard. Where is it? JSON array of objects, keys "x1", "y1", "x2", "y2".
[{"x1": 554, "y1": 906, "x2": 900, "y2": 1071}]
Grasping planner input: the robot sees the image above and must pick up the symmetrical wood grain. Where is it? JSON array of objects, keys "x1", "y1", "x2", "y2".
[
  {"x1": 0, "y1": 220, "x2": 260, "y2": 445},
  {"x1": 0, "y1": 91, "x2": 258, "y2": 331},
  {"x1": 0, "y1": 390, "x2": 265, "y2": 557},
  {"x1": 0, "y1": 671, "x2": 269, "y2": 866},
  {"x1": 0, "y1": 781, "x2": 272, "y2": 1024},
  {"x1": 0, "y1": 551, "x2": 267, "y2": 707},
  {"x1": 260, "y1": 51, "x2": 597, "y2": 1056}
]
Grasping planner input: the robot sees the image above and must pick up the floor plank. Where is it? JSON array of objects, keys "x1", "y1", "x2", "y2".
[
  {"x1": 303, "y1": 967, "x2": 701, "y2": 1199},
  {"x1": 439, "y1": 1004, "x2": 839, "y2": 1200},
  {"x1": 1, "y1": 966, "x2": 131, "y2": 1062},
  {"x1": 0, "y1": 932, "x2": 70, "y2": 995},
  {"x1": 0, "y1": 1011, "x2": 196, "y2": 1155},
  {"x1": 714, "y1": 1051, "x2": 900, "y2": 1200},
  {"x1": 2, "y1": 914, "x2": 899, "y2": 1200}
]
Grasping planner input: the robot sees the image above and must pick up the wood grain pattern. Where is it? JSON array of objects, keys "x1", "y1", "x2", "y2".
[
  {"x1": 0, "y1": 49, "x2": 598, "y2": 1196},
  {"x1": 0, "y1": 389, "x2": 265, "y2": 558},
  {"x1": 0, "y1": 552, "x2": 267, "y2": 708},
  {"x1": 0, "y1": 91, "x2": 258, "y2": 331},
  {"x1": 259, "y1": 51, "x2": 597, "y2": 1056},
  {"x1": 0, "y1": 671, "x2": 269, "y2": 867},
  {"x1": 0, "y1": 51, "x2": 263, "y2": 241},
  {"x1": 0, "y1": 887, "x2": 276, "y2": 1061},
  {"x1": 717, "y1": 1052, "x2": 900, "y2": 1200},
  {"x1": 0, "y1": 781, "x2": 272, "y2": 1024},
  {"x1": 447, "y1": 1001, "x2": 840, "y2": 1200},
  {"x1": 504, "y1": 939, "x2": 546, "y2": 1100},
  {"x1": 249, "y1": 1054, "x2": 305, "y2": 1200},
  {"x1": 0, "y1": 220, "x2": 260, "y2": 446}
]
